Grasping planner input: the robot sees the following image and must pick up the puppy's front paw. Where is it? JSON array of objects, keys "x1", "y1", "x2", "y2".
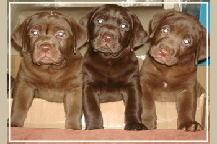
[
  {"x1": 124, "y1": 122, "x2": 148, "y2": 131},
  {"x1": 7, "y1": 122, "x2": 21, "y2": 127},
  {"x1": 7, "y1": 119, "x2": 23, "y2": 127},
  {"x1": 85, "y1": 124, "x2": 104, "y2": 130},
  {"x1": 179, "y1": 121, "x2": 202, "y2": 132}
]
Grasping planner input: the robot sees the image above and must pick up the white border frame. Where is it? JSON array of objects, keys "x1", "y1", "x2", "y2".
[{"x1": 8, "y1": 1, "x2": 209, "y2": 143}]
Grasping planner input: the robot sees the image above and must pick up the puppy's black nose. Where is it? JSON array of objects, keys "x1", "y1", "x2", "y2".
[
  {"x1": 40, "y1": 44, "x2": 51, "y2": 53},
  {"x1": 103, "y1": 33, "x2": 113, "y2": 43}
]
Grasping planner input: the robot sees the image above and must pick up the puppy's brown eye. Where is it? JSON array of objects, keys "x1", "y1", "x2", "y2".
[
  {"x1": 163, "y1": 28, "x2": 170, "y2": 34},
  {"x1": 121, "y1": 24, "x2": 127, "y2": 29},
  {"x1": 32, "y1": 30, "x2": 39, "y2": 35},
  {"x1": 161, "y1": 25, "x2": 170, "y2": 34},
  {"x1": 33, "y1": 31, "x2": 38, "y2": 35},
  {"x1": 56, "y1": 31, "x2": 64, "y2": 37},
  {"x1": 29, "y1": 30, "x2": 39, "y2": 37},
  {"x1": 183, "y1": 34, "x2": 192, "y2": 45},
  {"x1": 163, "y1": 28, "x2": 169, "y2": 33},
  {"x1": 183, "y1": 39, "x2": 191, "y2": 44},
  {"x1": 98, "y1": 19, "x2": 104, "y2": 24}
]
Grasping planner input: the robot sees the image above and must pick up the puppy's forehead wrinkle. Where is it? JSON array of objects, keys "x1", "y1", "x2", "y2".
[
  {"x1": 165, "y1": 17, "x2": 201, "y2": 31},
  {"x1": 96, "y1": 7, "x2": 129, "y2": 21},
  {"x1": 158, "y1": 23, "x2": 196, "y2": 41},
  {"x1": 29, "y1": 21, "x2": 71, "y2": 35},
  {"x1": 109, "y1": 9, "x2": 126, "y2": 18},
  {"x1": 29, "y1": 15, "x2": 71, "y2": 28}
]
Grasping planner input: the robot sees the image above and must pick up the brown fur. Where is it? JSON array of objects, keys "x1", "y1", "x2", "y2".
[
  {"x1": 140, "y1": 11, "x2": 209, "y2": 132},
  {"x1": 9, "y1": 12, "x2": 87, "y2": 129},
  {"x1": 79, "y1": 4, "x2": 148, "y2": 130}
]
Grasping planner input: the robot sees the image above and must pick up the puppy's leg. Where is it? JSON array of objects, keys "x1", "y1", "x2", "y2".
[
  {"x1": 176, "y1": 88, "x2": 202, "y2": 132},
  {"x1": 9, "y1": 79, "x2": 34, "y2": 127},
  {"x1": 123, "y1": 82, "x2": 148, "y2": 131},
  {"x1": 141, "y1": 83, "x2": 157, "y2": 130},
  {"x1": 64, "y1": 86, "x2": 82, "y2": 130},
  {"x1": 83, "y1": 85, "x2": 103, "y2": 130}
]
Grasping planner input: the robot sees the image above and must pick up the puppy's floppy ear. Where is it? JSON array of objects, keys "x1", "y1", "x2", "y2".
[
  {"x1": 194, "y1": 28, "x2": 210, "y2": 65},
  {"x1": 69, "y1": 18, "x2": 87, "y2": 54},
  {"x1": 130, "y1": 13, "x2": 148, "y2": 49},
  {"x1": 78, "y1": 6, "x2": 100, "y2": 42},
  {"x1": 11, "y1": 18, "x2": 30, "y2": 53},
  {"x1": 149, "y1": 10, "x2": 175, "y2": 38}
]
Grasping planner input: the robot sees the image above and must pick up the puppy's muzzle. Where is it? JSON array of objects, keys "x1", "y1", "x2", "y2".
[
  {"x1": 159, "y1": 47, "x2": 170, "y2": 57},
  {"x1": 102, "y1": 33, "x2": 114, "y2": 43},
  {"x1": 39, "y1": 43, "x2": 52, "y2": 54}
]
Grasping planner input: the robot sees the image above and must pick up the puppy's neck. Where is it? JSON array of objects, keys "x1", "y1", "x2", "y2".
[
  {"x1": 91, "y1": 46, "x2": 131, "y2": 59},
  {"x1": 148, "y1": 54, "x2": 197, "y2": 71}
]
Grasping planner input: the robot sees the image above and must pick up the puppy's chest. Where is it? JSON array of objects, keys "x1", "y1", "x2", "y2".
[
  {"x1": 150, "y1": 77, "x2": 173, "y2": 90},
  {"x1": 85, "y1": 59, "x2": 134, "y2": 91},
  {"x1": 35, "y1": 88, "x2": 65, "y2": 102},
  {"x1": 146, "y1": 71, "x2": 191, "y2": 102},
  {"x1": 149, "y1": 72, "x2": 183, "y2": 90},
  {"x1": 145, "y1": 64, "x2": 189, "y2": 88},
  {"x1": 30, "y1": 71, "x2": 80, "y2": 101},
  {"x1": 92, "y1": 60, "x2": 130, "y2": 79}
]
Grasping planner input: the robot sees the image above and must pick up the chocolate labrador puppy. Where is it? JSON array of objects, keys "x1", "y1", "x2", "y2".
[
  {"x1": 9, "y1": 12, "x2": 86, "y2": 129},
  {"x1": 79, "y1": 4, "x2": 148, "y2": 130},
  {"x1": 140, "y1": 11, "x2": 209, "y2": 132}
]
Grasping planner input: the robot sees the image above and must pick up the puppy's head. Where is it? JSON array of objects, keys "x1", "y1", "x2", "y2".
[
  {"x1": 148, "y1": 11, "x2": 209, "y2": 66},
  {"x1": 79, "y1": 4, "x2": 148, "y2": 56},
  {"x1": 11, "y1": 12, "x2": 86, "y2": 66}
]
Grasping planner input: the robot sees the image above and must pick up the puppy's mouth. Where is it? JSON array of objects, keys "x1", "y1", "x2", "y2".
[
  {"x1": 33, "y1": 43, "x2": 63, "y2": 66},
  {"x1": 91, "y1": 31, "x2": 123, "y2": 56},
  {"x1": 152, "y1": 56, "x2": 166, "y2": 64},
  {"x1": 149, "y1": 48, "x2": 178, "y2": 66},
  {"x1": 93, "y1": 48, "x2": 121, "y2": 57},
  {"x1": 34, "y1": 56, "x2": 63, "y2": 66},
  {"x1": 151, "y1": 54, "x2": 179, "y2": 66},
  {"x1": 93, "y1": 43, "x2": 123, "y2": 56}
]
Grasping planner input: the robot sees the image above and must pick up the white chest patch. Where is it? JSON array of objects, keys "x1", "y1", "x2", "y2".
[{"x1": 162, "y1": 82, "x2": 168, "y2": 88}]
